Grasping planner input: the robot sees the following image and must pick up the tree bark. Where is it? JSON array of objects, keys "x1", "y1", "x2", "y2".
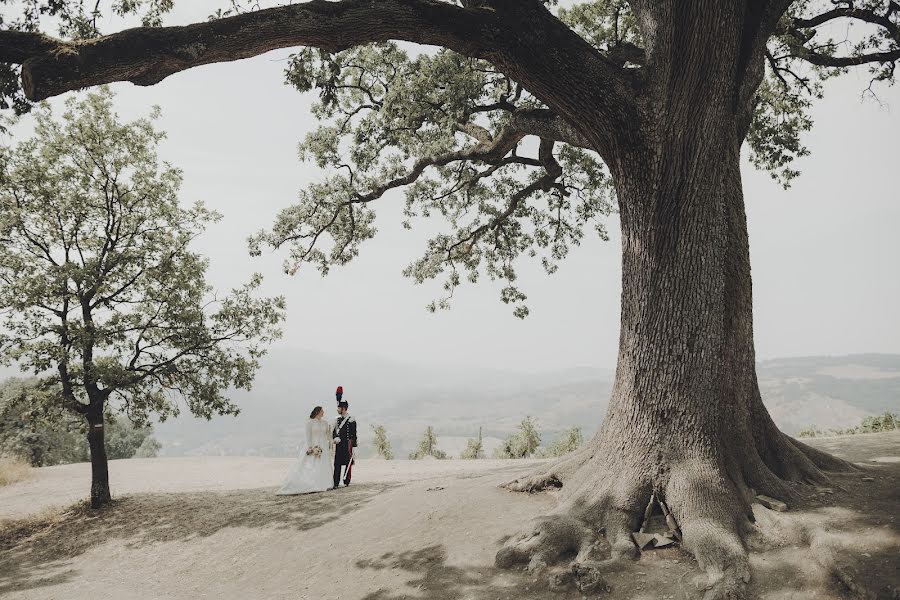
[
  {"x1": 86, "y1": 408, "x2": 112, "y2": 509},
  {"x1": 498, "y1": 58, "x2": 853, "y2": 596}
]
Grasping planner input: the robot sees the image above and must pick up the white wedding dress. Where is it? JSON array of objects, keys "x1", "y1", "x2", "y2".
[{"x1": 277, "y1": 418, "x2": 334, "y2": 495}]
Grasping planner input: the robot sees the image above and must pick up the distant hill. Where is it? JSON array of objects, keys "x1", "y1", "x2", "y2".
[
  {"x1": 145, "y1": 351, "x2": 899, "y2": 459},
  {"x1": 757, "y1": 354, "x2": 900, "y2": 434},
  {"x1": 4, "y1": 351, "x2": 895, "y2": 458}
]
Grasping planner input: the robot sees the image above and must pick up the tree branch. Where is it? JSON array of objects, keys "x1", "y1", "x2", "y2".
[
  {"x1": 319, "y1": 108, "x2": 588, "y2": 216},
  {"x1": 789, "y1": 46, "x2": 900, "y2": 67},
  {"x1": 3, "y1": 0, "x2": 500, "y2": 102},
  {"x1": 783, "y1": 4, "x2": 900, "y2": 69},
  {"x1": 793, "y1": 6, "x2": 899, "y2": 37},
  {"x1": 509, "y1": 109, "x2": 593, "y2": 150},
  {"x1": 736, "y1": 0, "x2": 796, "y2": 113},
  {"x1": 604, "y1": 42, "x2": 646, "y2": 67},
  {"x1": 3, "y1": 0, "x2": 639, "y2": 162},
  {"x1": 0, "y1": 31, "x2": 62, "y2": 63},
  {"x1": 445, "y1": 137, "x2": 562, "y2": 261}
]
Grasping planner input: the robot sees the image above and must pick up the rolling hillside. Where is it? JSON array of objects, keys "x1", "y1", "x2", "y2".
[{"x1": 149, "y1": 351, "x2": 900, "y2": 459}]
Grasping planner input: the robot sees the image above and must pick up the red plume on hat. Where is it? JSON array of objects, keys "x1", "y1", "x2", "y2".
[{"x1": 336, "y1": 385, "x2": 344, "y2": 402}]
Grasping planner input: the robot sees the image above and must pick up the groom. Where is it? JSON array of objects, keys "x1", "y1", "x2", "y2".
[{"x1": 332, "y1": 400, "x2": 357, "y2": 488}]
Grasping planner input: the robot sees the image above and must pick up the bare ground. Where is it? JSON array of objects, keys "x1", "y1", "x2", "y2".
[{"x1": 0, "y1": 433, "x2": 898, "y2": 600}]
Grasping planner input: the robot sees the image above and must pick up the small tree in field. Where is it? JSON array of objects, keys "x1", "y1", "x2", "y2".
[
  {"x1": 460, "y1": 427, "x2": 485, "y2": 459},
  {"x1": 103, "y1": 416, "x2": 159, "y2": 459},
  {"x1": 0, "y1": 90, "x2": 285, "y2": 507},
  {"x1": 133, "y1": 434, "x2": 161, "y2": 458},
  {"x1": 0, "y1": 377, "x2": 160, "y2": 464},
  {"x1": 409, "y1": 425, "x2": 447, "y2": 460},
  {"x1": 371, "y1": 424, "x2": 394, "y2": 460},
  {"x1": 540, "y1": 427, "x2": 584, "y2": 458},
  {"x1": 0, "y1": 377, "x2": 89, "y2": 466},
  {"x1": 495, "y1": 416, "x2": 541, "y2": 459}
]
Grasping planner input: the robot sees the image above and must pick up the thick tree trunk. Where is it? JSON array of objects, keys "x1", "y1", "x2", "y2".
[
  {"x1": 86, "y1": 408, "x2": 112, "y2": 509},
  {"x1": 498, "y1": 114, "x2": 854, "y2": 598}
]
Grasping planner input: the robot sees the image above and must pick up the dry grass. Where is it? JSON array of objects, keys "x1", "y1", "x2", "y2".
[
  {"x1": 0, "y1": 457, "x2": 32, "y2": 488},
  {"x1": 0, "y1": 501, "x2": 90, "y2": 551}
]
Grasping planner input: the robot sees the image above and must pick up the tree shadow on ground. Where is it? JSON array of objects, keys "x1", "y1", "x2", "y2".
[
  {"x1": 349, "y1": 462, "x2": 900, "y2": 600},
  {"x1": 356, "y1": 544, "x2": 570, "y2": 600},
  {"x1": 0, "y1": 482, "x2": 393, "y2": 596},
  {"x1": 747, "y1": 479, "x2": 900, "y2": 600}
]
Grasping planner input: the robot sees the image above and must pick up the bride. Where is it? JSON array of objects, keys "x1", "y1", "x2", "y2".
[{"x1": 277, "y1": 405, "x2": 333, "y2": 495}]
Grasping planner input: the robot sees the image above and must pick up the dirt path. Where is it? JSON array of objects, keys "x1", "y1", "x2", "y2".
[
  {"x1": 1, "y1": 434, "x2": 898, "y2": 600},
  {"x1": 0, "y1": 457, "x2": 539, "y2": 521}
]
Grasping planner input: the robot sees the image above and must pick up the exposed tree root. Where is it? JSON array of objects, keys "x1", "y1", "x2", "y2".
[
  {"x1": 495, "y1": 426, "x2": 857, "y2": 599},
  {"x1": 502, "y1": 473, "x2": 562, "y2": 493},
  {"x1": 501, "y1": 443, "x2": 593, "y2": 493},
  {"x1": 789, "y1": 437, "x2": 859, "y2": 473},
  {"x1": 495, "y1": 513, "x2": 595, "y2": 572},
  {"x1": 548, "y1": 561, "x2": 613, "y2": 594}
]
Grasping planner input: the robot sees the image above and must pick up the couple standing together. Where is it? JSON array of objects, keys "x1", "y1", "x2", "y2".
[{"x1": 277, "y1": 387, "x2": 358, "y2": 495}]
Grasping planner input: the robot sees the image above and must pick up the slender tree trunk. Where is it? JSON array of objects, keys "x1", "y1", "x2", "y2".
[{"x1": 86, "y1": 407, "x2": 111, "y2": 509}]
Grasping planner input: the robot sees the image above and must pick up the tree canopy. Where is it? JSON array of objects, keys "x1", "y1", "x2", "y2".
[
  {"x1": 0, "y1": 88, "x2": 285, "y2": 425},
  {"x1": 1, "y1": 1, "x2": 897, "y2": 314}
]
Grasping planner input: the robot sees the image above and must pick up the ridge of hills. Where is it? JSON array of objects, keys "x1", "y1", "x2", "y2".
[{"x1": 150, "y1": 351, "x2": 900, "y2": 459}]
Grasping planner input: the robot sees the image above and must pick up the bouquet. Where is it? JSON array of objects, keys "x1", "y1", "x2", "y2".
[{"x1": 306, "y1": 445, "x2": 323, "y2": 458}]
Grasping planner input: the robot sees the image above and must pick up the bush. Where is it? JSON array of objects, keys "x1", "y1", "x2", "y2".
[
  {"x1": 494, "y1": 416, "x2": 541, "y2": 459},
  {"x1": 860, "y1": 412, "x2": 898, "y2": 433},
  {"x1": 371, "y1": 424, "x2": 394, "y2": 460},
  {"x1": 0, "y1": 457, "x2": 32, "y2": 487},
  {"x1": 0, "y1": 378, "x2": 161, "y2": 465},
  {"x1": 409, "y1": 426, "x2": 447, "y2": 459},
  {"x1": 460, "y1": 427, "x2": 485, "y2": 459},
  {"x1": 796, "y1": 426, "x2": 823, "y2": 439},
  {"x1": 796, "y1": 412, "x2": 899, "y2": 438},
  {"x1": 134, "y1": 436, "x2": 162, "y2": 459},
  {"x1": 104, "y1": 417, "x2": 158, "y2": 460},
  {"x1": 539, "y1": 427, "x2": 584, "y2": 458}
]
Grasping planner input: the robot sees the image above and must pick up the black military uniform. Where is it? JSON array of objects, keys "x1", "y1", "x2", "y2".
[{"x1": 333, "y1": 403, "x2": 357, "y2": 487}]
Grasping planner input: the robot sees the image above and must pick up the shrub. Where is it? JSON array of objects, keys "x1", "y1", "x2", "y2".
[
  {"x1": 494, "y1": 416, "x2": 541, "y2": 459},
  {"x1": 409, "y1": 426, "x2": 447, "y2": 459},
  {"x1": 0, "y1": 457, "x2": 31, "y2": 487},
  {"x1": 540, "y1": 427, "x2": 584, "y2": 458},
  {"x1": 460, "y1": 427, "x2": 485, "y2": 459},
  {"x1": 371, "y1": 424, "x2": 394, "y2": 460}
]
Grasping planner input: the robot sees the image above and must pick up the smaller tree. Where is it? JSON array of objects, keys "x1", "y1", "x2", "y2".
[
  {"x1": 409, "y1": 425, "x2": 447, "y2": 460},
  {"x1": 0, "y1": 377, "x2": 88, "y2": 466},
  {"x1": 459, "y1": 427, "x2": 485, "y2": 459},
  {"x1": 370, "y1": 424, "x2": 393, "y2": 460},
  {"x1": 0, "y1": 89, "x2": 285, "y2": 507},
  {"x1": 1, "y1": 377, "x2": 162, "y2": 463},
  {"x1": 133, "y1": 435, "x2": 161, "y2": 458},
  {"x1": 494, "y1": 416, "x2": 541, "y2": 459},
  {"x1": 539, "y1": 427, "x2": 583, "y2": 458},
  {"x1": 103, "y1": 416, "x2": 158, "y2": 459},
  {"x1": 796, "y1": 426, "x2": 822, "y2": 439},
  {"x1": 861, "y1": 412, "x2": 899, "y2": 433}
]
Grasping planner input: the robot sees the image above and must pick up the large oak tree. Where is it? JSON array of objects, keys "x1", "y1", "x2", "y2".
[{"x1": 1, "y1": 0, "x2": 897, "y2": 596}]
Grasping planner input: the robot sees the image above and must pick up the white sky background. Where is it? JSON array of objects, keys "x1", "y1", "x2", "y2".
[{"x1": 5, "y1": 2, "x2": 900, "y2": 374}]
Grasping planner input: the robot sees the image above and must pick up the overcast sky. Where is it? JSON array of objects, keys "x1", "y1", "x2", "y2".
[{"x1": 6, "y1": 3, "x2": 900, "y2": 373}]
